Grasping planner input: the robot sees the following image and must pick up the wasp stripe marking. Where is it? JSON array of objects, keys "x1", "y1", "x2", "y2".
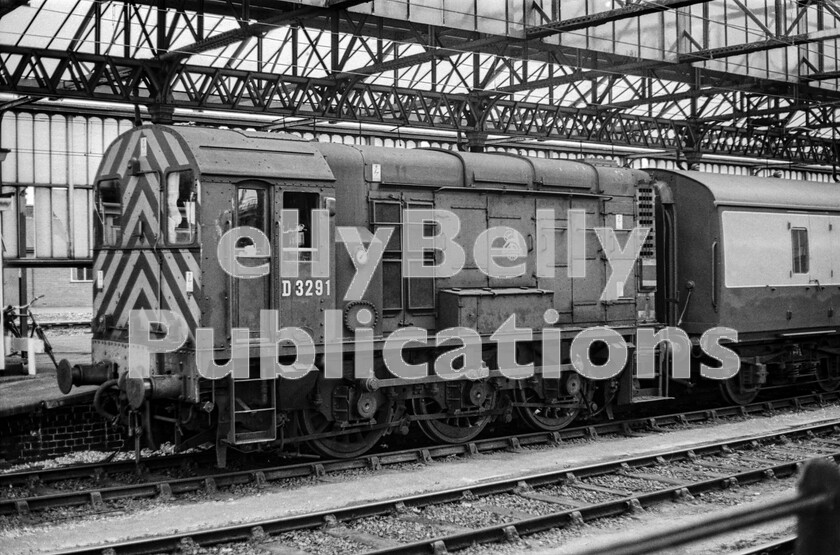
[
  {"x1": 92, "y1": 254, "x2": 106, "y2": 316},
  {"x1": 103, "y1": 131, "x2": 139, "y2": 178},
  {"x1": 95, "y1": 250, "x2": 202, "y2": 339},
  {"x1": 161, "y1": 250, "x2": 201, "y2": 293},
  {"x1": 95, "y1": 250, "x2": 138, "y2": 318},
  {"x1": 111, "y1": 252, "x2": 160, "y2": 327},
  {"x1": 122, "y1": 175, "x2": 160, "y2": 248},
  {"x1": 99, "y1": 145, "x2": 119, "y2": 180},
  {"x1": 152, "y1": 129, "x2": 179, "y2": 168},
  {"x1": 160, "y1": 252, "x2": 201, "y2": 335},
  {"x1": 98, "y1": 251, "x2": 154, "y2": 322},
  {"x1": 92, "y1": 250, "x2": 118, "y2": 313},
  {"x1": 94, "y1": 128, "x2": 206, "y2": 342},
  {"x1": 163, "y1": 132, "x2": 189, "y2": 168},
  {"x1": 98, "y1": 251, "x2": 142, "y2": 315},
  {"x1": 121, "y1": 288, "x2": 156, "y2": 326},
  {"x1": 145, "y1": 130, "x2": 174, "y2": 173}
]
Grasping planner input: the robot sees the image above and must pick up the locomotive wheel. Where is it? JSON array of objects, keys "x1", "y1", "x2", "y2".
[
  {"x1": 298, "y1": 402, "x2": 394, "y2": 459},
  {"x1": 719, "y1": 376, "x2": 760, "y2": 405},
  {"x1": 515, "y1": 387, "x2": 582, "y2": 432},
  {"x1": 411, "y1": 384, "x2": 496, "y2": 444},
  {"x1": 816, "y1": 358, "x2": 840, "y2": 392}
]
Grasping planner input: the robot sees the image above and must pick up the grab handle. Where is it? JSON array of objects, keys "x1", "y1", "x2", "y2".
[{"x1": 711, "y1": 241, "x2": 719, "y2": 311}]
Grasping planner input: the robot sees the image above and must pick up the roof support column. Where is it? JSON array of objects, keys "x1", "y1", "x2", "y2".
[{"x1": 465, "y1": 131, "x2": 488, "y2": 153}]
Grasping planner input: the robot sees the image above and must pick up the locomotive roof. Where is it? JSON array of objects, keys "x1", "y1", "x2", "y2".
[
  {"x1": 150, "y1": 125, "x2": 650, "y2": 193},
  {"x1": 651, "y1": 169, "x2": 840, "y2": 211},
  {"x1": 171, "y1": 125, "x2": 336, "y2": 181},
  {"x1": 341, "y1": 144, "x2": 621, "y2": 190}
]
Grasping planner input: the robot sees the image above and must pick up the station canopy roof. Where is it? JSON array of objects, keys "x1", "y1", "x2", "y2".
[{"x1": 3, "y1": 1, "x2": 840, "y2": 167}]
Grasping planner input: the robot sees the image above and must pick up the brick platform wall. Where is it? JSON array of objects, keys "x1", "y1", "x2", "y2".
[
  {"x1": 3, "y1": 267, "x2": 92, "y2": 309},
  {"x1": 0, "y1": 403, "x2": 125, "y2": 462}
]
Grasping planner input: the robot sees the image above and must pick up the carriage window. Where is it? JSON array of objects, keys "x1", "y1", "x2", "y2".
[
  {"x1": 166, "y1": 170, "x2": 198, "y2": 245},
  {"x1": 96, "y1": 179, "x2": 122, "y2": 247},
  {"x1": 791, "y1": 228, "x2": 809, "y2": 274},
  {"x1": 283, "y1": 191, "x2": 319, "y2": 250}
]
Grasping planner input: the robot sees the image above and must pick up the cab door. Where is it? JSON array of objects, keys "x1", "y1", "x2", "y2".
[
  {"x1": 277, "y1": 187, "x2": 335, "y2": 343},
  {"x1": 227, "y1": 182, "x2": 277, "y2": 445},
  {"x1": 232, "y1": 184, "x2": 272, "y2": 336}
]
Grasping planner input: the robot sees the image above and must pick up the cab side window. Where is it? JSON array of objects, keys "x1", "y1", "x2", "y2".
[
  {"x1": 96, "y1": 179, "x2": 122, "y2": 247},
  {"x1": 166, "y1": 170, "x2": 198, "y2": 245},
  {"x1": 283, "y1": 191, "x2": 319, "y2": 260}
]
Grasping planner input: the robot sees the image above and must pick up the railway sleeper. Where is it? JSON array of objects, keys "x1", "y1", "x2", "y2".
[
  {"x1": 89, "y1": 491, "x2": 104, "y2": 511},
  {"x1": 620, "y1": 470, "x2": 690, "y2": 487},
  {"x1": 14, "y1": 500, "x2": 28, "y2": 515},
  {"x1": 476, "y1": 503, "x2": 533, "y2": 520},
  {"x1": 250, "y1": 526, "x2": 267, "y2": 543},
  {"x1": 518, "y1": 490, "x2": 589, "y2": 508},
  {"x1": 157, "y1": 482, "x2": 172, "y2": 501},
  {"x1": 324, "y1": 525, "x2": 401, "y2": 549},
  {"x1": 502, "y1": 525, "x2": 520, "y2": 542}
]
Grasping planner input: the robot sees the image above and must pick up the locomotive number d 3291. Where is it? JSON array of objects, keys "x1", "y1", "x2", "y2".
[{"x1": 281, "y1": 279, "x2": 331, "y2": 297}]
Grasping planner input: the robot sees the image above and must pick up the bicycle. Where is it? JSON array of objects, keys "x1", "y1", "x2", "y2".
[{"x1": 3, "y1": 295, "x2": 58, "y2": 370}]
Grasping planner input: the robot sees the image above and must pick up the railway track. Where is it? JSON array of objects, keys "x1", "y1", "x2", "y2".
[
  {"x1": 2, "y1": 391, "x2": 837, "y2": 518},
  {"x1": 55, "y1": 416, "x2": 840, "y2": 555},
  {"x1": 39, "y1": 321, "x2": 90, "y2": 329},
  {"x1": 733, "y1": 536, "x2": 796, "y2": 555}
]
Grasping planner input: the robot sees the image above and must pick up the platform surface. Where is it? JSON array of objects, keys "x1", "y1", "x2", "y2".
[{"x1": 0, "y1": 331, "x2": 93, "y2": 417}]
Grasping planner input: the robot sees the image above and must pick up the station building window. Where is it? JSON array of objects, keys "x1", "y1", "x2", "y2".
[
  {"x1": 70, "y1": 267, "x2": 93, "y2": 282},
  {"x1": 791, "y1": 228, "x2": 809, "y2": 274},
  {"x1": 166, "y1": 170, "x2": 198, "y2": 245},
  {"x1": 95, "y1": 179, "x2": 122, "y2": 247}
]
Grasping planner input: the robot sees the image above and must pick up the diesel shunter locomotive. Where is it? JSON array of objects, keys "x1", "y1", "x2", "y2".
[{"x1": 57, "y1": 125, "x2": 840, "y2": 465}]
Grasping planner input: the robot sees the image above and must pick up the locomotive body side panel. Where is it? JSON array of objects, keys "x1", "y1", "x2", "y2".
[
  {"x1": 196, "y1": 177, "x2": 235, "y2": 350},
  {"x1": 315, "y1": 142, "x2": 385, "y2": 338}
]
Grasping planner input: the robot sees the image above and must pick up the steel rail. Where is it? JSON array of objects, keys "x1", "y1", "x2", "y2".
[
  {"x1": 0, "y1": 451, "x2": 210, "y2": 489},
  {"x1": 0, "y1": 389, "x2": 831, "y2": 488},
  {"x1": 574, "y1": 498, "x2": 814, "y2": 555},
  {"x1": 365, "y1": 463, "x2": 821, "y2": 555},
  {"x1": 53, "y1": 417, "x2": 840, "y2": 555},
  {"x1": 2, "y1": 391, "x2": 837, "y2": 515},
  {"x1": 731, "y1": 535, "x2": 797, "y2": 555}
]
